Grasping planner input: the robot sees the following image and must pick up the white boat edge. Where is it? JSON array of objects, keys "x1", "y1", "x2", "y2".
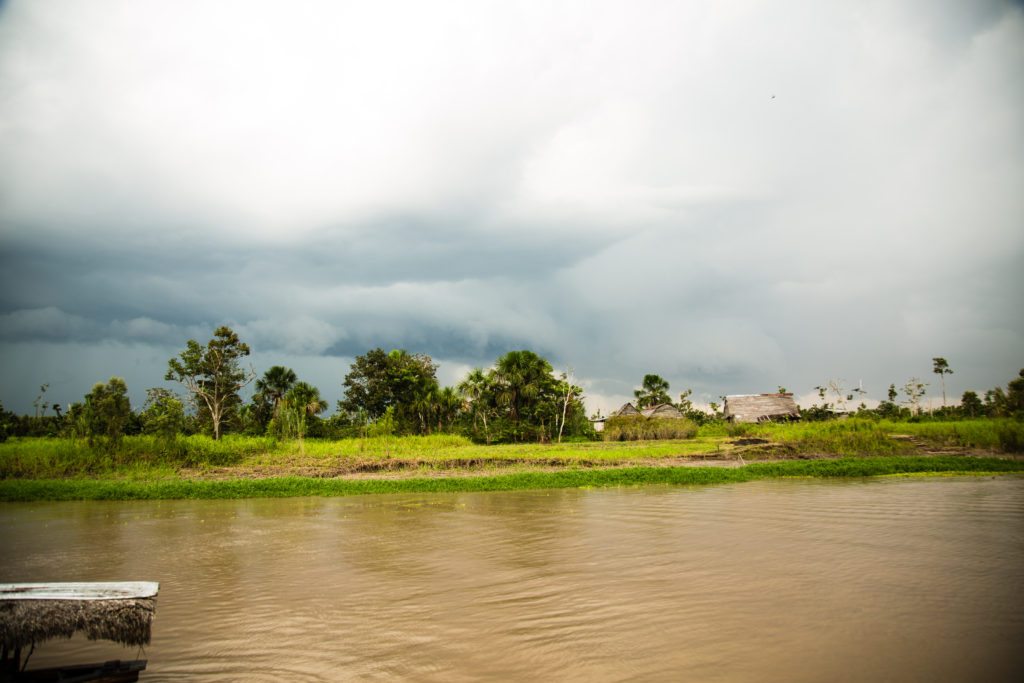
[{"x1": 0, "y1": 582, "x2": 159, "y2": 601}]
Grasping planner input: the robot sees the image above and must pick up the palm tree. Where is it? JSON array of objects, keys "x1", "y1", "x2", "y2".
[
  {"x1": 634, "y1": 374, "x2": 671, "y2": 409},
  {"x1": 286, "y1": 381, "x2": 328, "y2": 418},
  {"x1": 458, "y1": 368, "x2": 492, "y2": 441},
  {"x1": 490, "y1": 350, "x2": 554, "y2": 440},
  {"x1": 432, "y1": 386, "x2": 462, "y2": 432},
  {"x1": 256, "y1": 366, "x2": 297, "y2": 417}
]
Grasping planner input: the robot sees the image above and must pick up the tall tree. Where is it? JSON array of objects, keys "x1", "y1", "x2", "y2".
[
  {"x1": 960, "y1": 390, "x2": 983, "y2": 418},
  {"x1": 932, "y1": 358, "x2": 953, "y2": 408},
  {"x1": 278, "y1": 381, "x2": 328, "y2": 440},
  {"x1": 338, "y1": 348, "x2": 439, "y2": 432},
  {"x1": 489, "y1": 350, "x2": 555, "y2": 441},
  {"x1": 256, "y1": 366, "x2": 298, "y2": 417},
  {"x1": 84, "y1": 377, "x2": 131, "y2": 449},
  {"x1": 165, "y1": 326, "x2": 254, "y2": 440},
  {"x1": 634, "y1": 374, "x2": 671, "y2": 409},
  {"x1": 458, "y1": 368, "x2": 493, "y2": 442},
  {"x1": 902, "y1": 377, "x2": 928, "y2": 415},
  {"x1": 140, "y1": 388, "x2": 186, "y2": 440}
]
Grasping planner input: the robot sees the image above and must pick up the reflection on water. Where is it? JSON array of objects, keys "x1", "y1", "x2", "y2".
[{"x1": 1, "y1": 477, "x2": 1022, "y2": 681}]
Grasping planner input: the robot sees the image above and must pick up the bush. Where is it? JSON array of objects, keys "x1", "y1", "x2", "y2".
[{"x1": 603, "y1": 415, "x2": 697, "y2": 441}]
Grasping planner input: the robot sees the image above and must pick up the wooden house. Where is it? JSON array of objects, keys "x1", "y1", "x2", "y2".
[{"x1": 722, "y1": 393, "x2": 800, "y2": 423}]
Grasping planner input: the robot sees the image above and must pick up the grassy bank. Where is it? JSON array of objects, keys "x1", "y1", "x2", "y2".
[
  {"x1": 1, "y1": 456, "x2": 1021, "y2": 502},
  {"x1": 1, "y1": 419, "x2": 1020, "y2": 482},
  {"x1": 0, "y1": 433, "x2": 731, "y2": 479},
  {"x1": 707, "y1": 418, "x2": 1024, "y2": 455}
]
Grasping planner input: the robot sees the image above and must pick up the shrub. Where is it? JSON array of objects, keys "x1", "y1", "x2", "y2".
[{"x1": 603, "y1": 415, "x2": 697, "y2": 441}]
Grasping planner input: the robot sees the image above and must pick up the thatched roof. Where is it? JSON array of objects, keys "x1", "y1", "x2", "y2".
[
  {"x1": 0, "y1": 583, "x2": 158, "y2": 649},
  {"x1": 640, "y1": 403, "x2": 685, "y2": 419},
  {"x1": 611, "y1": 402, "x2": 641, "y2": 417},
  {"x1": 722, "y1": 394, "x2": 800, "y2": 423}
]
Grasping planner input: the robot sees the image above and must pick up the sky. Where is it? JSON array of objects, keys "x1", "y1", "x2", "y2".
[{"x1": 1, "y1": 0, "x2": 1022, "y2": 416}]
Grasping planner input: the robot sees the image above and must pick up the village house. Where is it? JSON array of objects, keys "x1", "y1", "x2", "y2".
[{"x1": 722, "y1": 393, "x2": 801, "y2": 423}]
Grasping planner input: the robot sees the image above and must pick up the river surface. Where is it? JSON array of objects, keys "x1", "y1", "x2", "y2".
[{"x1": 1, "y1": 477, "x2": 1022, "y2": 681}]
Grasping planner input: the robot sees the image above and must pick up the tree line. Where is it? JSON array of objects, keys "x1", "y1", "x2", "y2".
[
  {"x1": 1, "y1": 327, "x2": 1022, "y2": 445},
  {"x1": 0, "y1": 326, "x2": 594, "y2": 445}
]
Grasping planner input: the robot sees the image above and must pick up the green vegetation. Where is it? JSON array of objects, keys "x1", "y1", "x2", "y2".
[
  {"x1": 737, "y1": 418, "x2": 1024, "y2": 454},
  {"x1": 1, "y1": 456, "x2": 1020, "y2": 502},
  {"x1": 165, "y1": 326, "x2": 254, "y2": 440},
  {"x1": 603, "y1": 415, "x2": 698, "y2": 441}
]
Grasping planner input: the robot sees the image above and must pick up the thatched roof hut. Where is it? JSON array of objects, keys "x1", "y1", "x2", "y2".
[
  {"x1": 640, "y1": 403, "x2": 685, "y2": 419},
  {"x1": 610, "y1": 402, "x2": 641, "y2": 417},
  {"x1": 0, "y1": 582, "x2": 158, "y2": 651},
  {"x1": 722, "y1": 393, "x2": 800, "y2": 423}
]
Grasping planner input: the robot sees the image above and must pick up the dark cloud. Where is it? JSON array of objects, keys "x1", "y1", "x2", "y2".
[{"x1": 1, "y1": 0, "x2": 1022, "y2": 413}]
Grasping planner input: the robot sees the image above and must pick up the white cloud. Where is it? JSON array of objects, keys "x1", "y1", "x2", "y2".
[{"x1": 0, "y1": 0, "x2": 1022, "y2": 413}]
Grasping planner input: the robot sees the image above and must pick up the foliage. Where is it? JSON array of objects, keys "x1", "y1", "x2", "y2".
[
  {"x1": 902, "y1": 377, "x2": 928, "y2": 415},
  {"x1": 165, "y1": 326, "x2": 254, "y2": 440},
  {"x1": 634, "y1": 374, "x2": 671, "y2": 409},
  {"x1": 960, "y1": 391, "x2": 983, "y2": 418},
  {"x1": 603, "y1": 415, "x2": 698, "y2": 441},
  {"x1": 273, "y1": 381, "x2": 328, "y2": 440},
  {"x1": 83, "y1": 377, "x2": 132, "y2": 450},
  {"x1": 139, "y1": 388, "x2": 186, "y2": 440},
  {"x1": 0, "y1": 401, "x2": 15, "y2": 443},
  {"x1": 932, "y1": 357, "x2": 953, "y2": 407},
  {"x1": 338, "y1": 348, "x2": 439, "y2": 433}
]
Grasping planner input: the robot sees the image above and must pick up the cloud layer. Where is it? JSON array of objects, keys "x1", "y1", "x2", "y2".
[{"x1": 1, "y1": 0, "x2": 1022, "y2": 413}]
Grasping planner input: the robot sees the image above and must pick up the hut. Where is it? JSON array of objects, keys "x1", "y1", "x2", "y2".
[
  {"x1": 640, "y1": 403, "x2": 685, "y2": 419},
  {"x1": 722, "y1": 393, "x2": 800, "y2": 423},
  {"x1": 1, "y1": 582, "x2": 158, "y2": 681},
  {"x1": 610, "y1": 402, "x2": 641, "y2": 417}
]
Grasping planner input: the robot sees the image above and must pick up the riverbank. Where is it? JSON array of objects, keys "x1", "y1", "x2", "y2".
[{"x1": 1, "y1": 456, "x2": 1022, "y2": 501}]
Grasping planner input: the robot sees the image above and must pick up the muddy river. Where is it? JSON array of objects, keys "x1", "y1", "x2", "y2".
[{"x1": 2, "y1": 476, "x2": 1022, "y2": 681}]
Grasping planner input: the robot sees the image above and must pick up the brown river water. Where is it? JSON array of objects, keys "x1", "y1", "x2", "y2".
[{"x1": 1, "y1": 477, "x2": 1022, "y2": 681}]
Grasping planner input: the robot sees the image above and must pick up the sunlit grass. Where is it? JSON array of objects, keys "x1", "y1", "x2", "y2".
[
  {"x1": 2, "y1": 418, "x2": 1020, "y2": 481},
  {"x1": 1, "y1": 456, "x2": 1020, "y2": 502}
]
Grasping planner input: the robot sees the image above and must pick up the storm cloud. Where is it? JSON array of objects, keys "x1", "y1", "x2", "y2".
[{"x1": 1, "y1": 0, "x2": 1022, "y2": 413}]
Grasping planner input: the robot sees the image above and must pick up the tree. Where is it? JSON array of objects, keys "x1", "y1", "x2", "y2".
[
  {"x1": 960, "y1": 390, "x2": 983, "y2": 418},
  {"x1": 489, "y1": 350, "x2": 556, "y2": 441},
  {"x1": 255, "y1": 366, "x2": 297, "y2": 418},
  {"x1": 165, "y1": 326, "x2": 254, "y2": 440},
  {"x1": 555, "y1": 369, "x2": 578, "y2": 443},
  {"x1": 634, "y1": 374, "x2": 671, "y2": 409},
  {"x1": 84, "y1": 377, "x2": 131, "y2": 448},
  {"x1": 902, "y1": 377, "x2": 928, "y2": 415},
  {"x1": 338, "y1": 348, "x2": 439, "y2": 433},
  {"x1": 140, "y1": 388, "x2": 186, "y2": 440},
  {"x1": 431, "y1": 386, "x2": 463, "y2": 433},
  {"x1": 1005, "y1": 369, "x2": 1024, "y2": 416},
  {"x1": 932, "y1": 358, "x2": 953, "y2": 408},
  {"x1": 277, "y1": 381, "x2": 328, "y2": 440},
  {"x1": 458, "y1": 368, "x2": 493, "y2": 442}
]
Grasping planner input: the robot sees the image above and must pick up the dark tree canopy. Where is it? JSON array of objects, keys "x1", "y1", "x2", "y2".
[
  {"x1": 338, "y1": 348, "x2": 439, "y2": 429},
  {"x1": 84, "y1": 377, "x2": 131, "y2": 448}
]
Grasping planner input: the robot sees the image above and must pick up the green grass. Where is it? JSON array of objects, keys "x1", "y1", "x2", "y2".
[
  {"x1": 1, "y1": 456, "x2": 1020, "y2": 501},
  {"x1": 0, "y1": 434, "x2": 730, "y2": 479},
  {"x1": 1, "y1": 418, "x2": 1020, "y2": 482},
  {"x1": 697, "y1": 418, "x2": 1024, "y2": 455}
]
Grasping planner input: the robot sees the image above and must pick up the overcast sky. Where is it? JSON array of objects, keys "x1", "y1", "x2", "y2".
[{"x1": 1, "y1": 0, "x2": 1022, "y2": 415}]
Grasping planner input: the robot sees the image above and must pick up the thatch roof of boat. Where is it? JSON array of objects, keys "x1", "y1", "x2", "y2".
[
  {"x1": 640, "y1": 403, "x2": 685, "y2": 419},
  {"x1": 0, "y1": 583, "x2": 158, "y2": 650},
  {"x1": 722, "y1": 393, "x2": 800, "y2": 423}
]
